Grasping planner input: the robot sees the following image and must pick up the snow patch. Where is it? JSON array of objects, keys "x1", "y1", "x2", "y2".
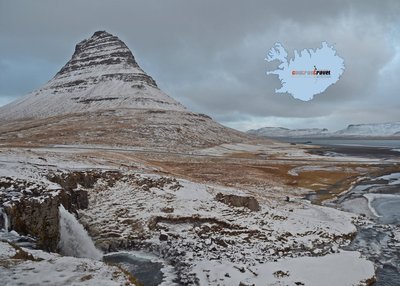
[{"x1": 193, "y1": 251, "x2": 374, "y2": 286}]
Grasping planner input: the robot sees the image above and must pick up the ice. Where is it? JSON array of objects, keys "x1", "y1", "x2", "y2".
[{"x1": 364, "y1": 193, "x2": 400, "y2": 218}]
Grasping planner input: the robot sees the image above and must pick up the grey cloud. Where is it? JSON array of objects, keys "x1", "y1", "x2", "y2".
[{"x1": 0, "y1": 0, "x2": 399, "y2": 130}]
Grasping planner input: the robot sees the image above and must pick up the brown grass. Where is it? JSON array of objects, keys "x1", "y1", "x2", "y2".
[{"x1": 138, "y1": 151, "x2": 400, "y2": 203}]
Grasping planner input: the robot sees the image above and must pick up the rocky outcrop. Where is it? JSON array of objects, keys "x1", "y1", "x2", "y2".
[
  {"x1": 48, "y1": 170, "x2": 122, "y2": 209},
  {"x1": 5, "y1": 189, "x2": 85, "y2": 252},
  {"x1": 215, "y1": 193, "x2": 260, "y2": 211},
  {"x1": 0, "y1": 171, "x2": 121, "y2": 252}
]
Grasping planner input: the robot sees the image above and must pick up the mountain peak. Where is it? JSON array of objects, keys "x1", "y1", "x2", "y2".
[
  {"x1": 93, "y1": 30, "x2": 110, "y2": 36},
  {"x1": 0, "y1": 31, "x2": 185, "y2": 121},
  {"x1": 55, "y1": 30, "x2": 149, "y2": 85}
]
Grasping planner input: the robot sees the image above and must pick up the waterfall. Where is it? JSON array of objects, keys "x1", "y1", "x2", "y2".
[
  {"x1": 0, "y1": 208, "x2": 9, "y2": 233},
  {"x1": 58, "y1": 205, "x2": 103, "y2": 260}
]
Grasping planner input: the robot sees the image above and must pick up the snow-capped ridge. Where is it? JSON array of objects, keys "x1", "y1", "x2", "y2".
[
  {"x1": 248, "y1": 121, "x2": 400, "y2": 138},
  {"x1": 247, "y1": 126, "x2": 329, "y2": 138},
  {"x1": 334, "y1": 121, "x2": 400, "y2": 136}
]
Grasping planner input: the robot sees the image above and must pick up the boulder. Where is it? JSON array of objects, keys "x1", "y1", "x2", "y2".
[{"x1": 215, "y1": 193, "x2": 260, "y2": 211}]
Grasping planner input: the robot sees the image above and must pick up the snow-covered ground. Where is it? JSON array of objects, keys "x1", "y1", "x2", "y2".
[
  {"x1": 0, "y1": 145, "x2": 379, "y2": 285},
  {"x1": 79, "y1": 171, "x2": 374, "y2": 284},
  {"x1": 0, "y1": 241, "x2": 133, "y2": 286},
  {"x1": 193, "y1": 251, "x2": 374, "y2": 286}
]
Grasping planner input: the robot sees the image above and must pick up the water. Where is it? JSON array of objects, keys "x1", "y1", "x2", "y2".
[
  {"x1": 333, "y1": 173, "x2": 400, "y2": 286},
  {"x1": 347, "y1": 226, "x2": 400, "y2": 286},
  {"x1": 58, "y1": 205, "x2": 103, "y2": 260},
  {"x1": 103, "y1": 252, "x2": 166, "y2": 286},
  {"x1": 371, "y1": 197, "x2": 400, "y2": 224},
  {"x1": 58, "y1": 205, "x2": 170, "y2": 285},
  {"x1": 277, "y1": 138, "x2": 400, "y2": 149},
  {"x1": 0, "y1": 208, "x2": 37, "y2": 248},
  {"x1": 0, "y1": 229, "x2": 37, "y2": 249},
  {"x1": 0, "y1": 207, "x2": 9, "y2": 233}
]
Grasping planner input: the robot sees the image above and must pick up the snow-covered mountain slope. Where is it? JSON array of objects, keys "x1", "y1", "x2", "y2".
[
  {"x1": 0, "y1": 31, "x2": 185, "y2": 121},
  {"x1": 334, "y1": 122, "x2": 400, "y2": 136},
  {"x1": 247, "y1": 126, "x2": 329, "y2": 138},
  {"x1": 0, "y1": 31, "x2": 252, "y2": 149}
]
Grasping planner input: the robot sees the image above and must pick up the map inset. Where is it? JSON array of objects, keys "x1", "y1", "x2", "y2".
[{"x1": 265, "y1": 42, "x2": 345, "y2": 101}]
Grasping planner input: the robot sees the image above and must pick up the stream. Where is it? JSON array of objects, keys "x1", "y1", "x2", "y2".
[
  {"x1": 0, "y1": 205, "x2": 174, "y2": 286},
  {"x1": 103, "y1": 252, "x2": 167, "y2": 286},
  {"x1": 57, "y1": 205, "x2": 175, "y2": 285},
  {"x1": 324, "y1": 172, "x2": 400, "y2": 285}
]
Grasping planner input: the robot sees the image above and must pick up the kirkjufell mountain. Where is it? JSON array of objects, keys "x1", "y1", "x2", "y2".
[
  {"x1": 0, "y1": 30, "x2": 185, "y2": 120},
  {"x1": 0, "y1": 31, "x2": 250, "y2": 149}
]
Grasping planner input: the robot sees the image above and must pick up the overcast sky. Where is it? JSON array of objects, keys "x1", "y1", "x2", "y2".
[{"x1": 1, "y1": 0, "x2": 400, "y2": 131}]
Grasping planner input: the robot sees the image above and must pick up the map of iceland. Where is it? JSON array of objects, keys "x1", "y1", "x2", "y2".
[{"x1": 265, "y1": 42, "x2": 345, "y2": 101}]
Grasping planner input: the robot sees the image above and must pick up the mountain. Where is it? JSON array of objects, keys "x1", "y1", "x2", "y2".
[
  {"x1": 334, "y1": 122, "x2": 400, "y2": 137},
  {"x1": 248, "y1": 122, "x2": 400, "y2": 139},
  {"x1": 0, "y1": 31, "x2": 251, "y2": 150},
  {"x1": 0, "y1": 31, "x2": 184, "y2": 121},
  {"x1": 247, "y1": 127, "x2": 329, "y2": 138}
]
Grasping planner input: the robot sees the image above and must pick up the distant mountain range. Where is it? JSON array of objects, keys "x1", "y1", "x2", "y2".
[{"x1": 247, "y1": 122, "x2": 400, "y2": 138}]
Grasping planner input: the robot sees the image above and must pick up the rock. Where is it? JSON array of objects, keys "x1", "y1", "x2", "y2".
[
  {"x1": 236, "y1": 266, "x2": 246, "y2": 273},
  {"x1": 72, "y1": 189, "x2": 89, "y2": 209},
  {"x1": 49, "y1": 170, "x2": 122, "y2": 193},
  {"x1": 214, "y1": 238, "x2": 228, "y2": 247},
  {"x1": 0, "y1": 172, "x2": 100, "y2": 252},
  {"x1": 159, "y1": 233, "x2": 169, "y2": 241},
  {"x1": 215, "y1": 193, "x2": 260, "y2": 211},
  {"x1": 5, "y1": 188, "x2": 87, "y2": 252},
  {"x1": 96, "y1": 239, "x2": 113, "y2": 252},
  {"x1": 239, "y1": 282, "x2": 254, "y2": 286},
  {"x1": 273, "y1": 270, "x2": 290, "y2": 278},
  {"x1": 161, "y1": 207, "x2": 174, "y2": 213}
]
